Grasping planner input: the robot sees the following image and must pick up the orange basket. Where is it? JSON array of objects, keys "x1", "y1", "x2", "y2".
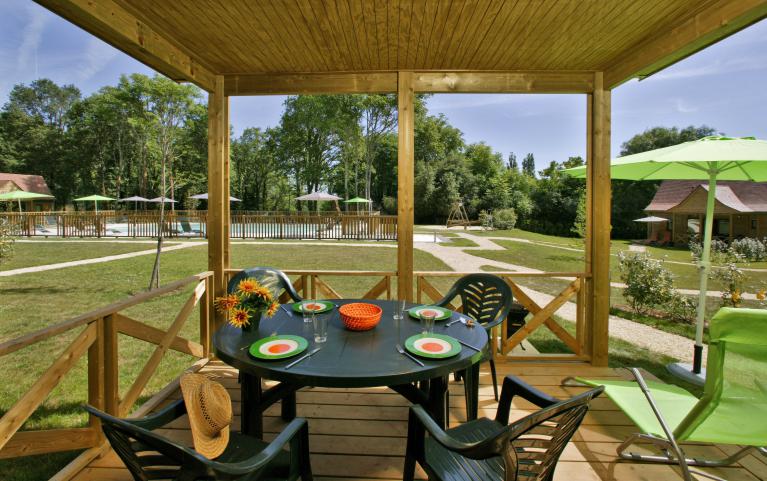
[{"x1": 339, "y1": 303, "x2": 383, "y2": 331}]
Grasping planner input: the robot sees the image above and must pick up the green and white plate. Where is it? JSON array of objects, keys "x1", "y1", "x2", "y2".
[
  {"x1": 405, "y1": 333, "x2": 461, "y2": 359},
  {"x1": 408, "y1": 305, "x2": 451, "y2": 321},
  {"x1": 291, "y1": 300, "x2": 335, "y2": 314},
  {"x1": 249, "y1": 335, "x2": 308, "y2": 360}
]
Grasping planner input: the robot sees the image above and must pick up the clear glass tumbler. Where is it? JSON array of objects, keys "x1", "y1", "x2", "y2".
[
  {"x1": 393, "y1": 299, "x2": 406, "y2": 320},
  {"x1": 302, "y1": 302, "x2": 313, "y2": 323},
  {"x1": 313, "y1": 312, "x2": 328, "y2": 343},
  {"x1": 421, "y1": 312, "x2": 436, "y2": 335}
]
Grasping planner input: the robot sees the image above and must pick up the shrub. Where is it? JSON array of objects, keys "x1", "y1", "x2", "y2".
[
  {"x1": 712, "y1": 262, "x2": 748, "y2": 307},
  {"x1": 730, "y1": 237, "x2": 767, "y2": 261},
  {"x1": 493, "y1": 208, "x2": 517, "y2": 230},
  {"x1": 689, "y1": 235, "x2": 734, "y2": 263},
  {"x1": 667, "y1": 294, "x2": 697, "y2": 324},
  {"x1": 0, "y1": 218, "x2": 14, "y2": 265},
  {"x1": 618, "y1": 252, "x2": 675, "y2": 314},
  {"x1": 381, "y1": 196, "x2": 397, "y2": 215}
]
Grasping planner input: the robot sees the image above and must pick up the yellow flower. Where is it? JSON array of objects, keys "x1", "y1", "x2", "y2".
[
  {"x1": 732, "y1": 289, "x2": 742, "y2": 306},
  {"x1": 214, "y1": 294, "x2": 239, "y2": 313},
  {"x1": 229, "y1": 308, "x2": 250, "y2": 328},
  {"x1": 267, "y1": 302, "x2": 279, "y2": 317},
  {"x1": 237, "y1": 279, "x2": 259, "y2": 295},
  {"x1": 757, "y1": 289, "x2": 766, "y2": 301},
  {"x1": 253, "y1": 285, "x2": 273, "y2": 301}
]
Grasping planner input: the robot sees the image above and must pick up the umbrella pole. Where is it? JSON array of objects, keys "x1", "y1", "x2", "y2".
[{"x1": 693, "y1": 174, "x2": 717, "y2": 374}]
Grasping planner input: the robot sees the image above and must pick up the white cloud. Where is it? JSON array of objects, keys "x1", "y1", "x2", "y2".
[
  {"x1": 672, "y1": 98, "x2": 698, "y2": 114},
  {"x1": 74, "y1": 38, "x2": 118, "y2": 82},
  {"x1": 651, "y1": 54, "x2": 767, "y2": 81},
  {"x1": 16, "y1": 4, "x2": 48, "y2": 74}
]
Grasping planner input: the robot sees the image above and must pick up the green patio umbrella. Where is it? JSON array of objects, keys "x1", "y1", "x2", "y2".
[
  {"x1": 0, "y1": 190, "x2": 54, "y2": 212},
  {"x1": 565, "y1": 136, "x2": 767, "y2": 383},
  {"x1": 74, "y1": 194, "x2": 115, "y2": 213},
  {"x1": 344, "y1": 196, "x2": 372, "y2": 213}
]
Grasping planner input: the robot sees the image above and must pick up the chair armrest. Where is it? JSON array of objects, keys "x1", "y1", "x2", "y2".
[
  {"x1": 496, "y1": 376, "x2": 559, "y2": 425},
  {"x1": 409, "y1": 405, "x2": 505, "y2": 460},
  {"x1": 207, "y1": 418, "x2": 309, "y2": 476}
]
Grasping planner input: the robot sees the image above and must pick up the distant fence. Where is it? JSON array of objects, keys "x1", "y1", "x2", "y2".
[{"x1": 0, "y1": 211, "x2": 397, "y2": 241}]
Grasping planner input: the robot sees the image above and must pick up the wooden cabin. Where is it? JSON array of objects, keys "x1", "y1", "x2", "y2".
[{"x1": 0, "y1": 173, "x2": 54, "y2": 211}]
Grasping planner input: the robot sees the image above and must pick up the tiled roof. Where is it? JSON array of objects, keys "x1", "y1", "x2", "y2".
[
  {"x1": 0, "y1": 173, "x2": 52, "y2": 195},
  {"x1": 646, "y1": 180, "x2": 767, "y2": 213}
]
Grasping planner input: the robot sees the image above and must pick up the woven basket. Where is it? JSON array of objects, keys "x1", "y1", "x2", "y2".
[{"x1": 339, "y1": 303, "x2": 382, "y2": 331}]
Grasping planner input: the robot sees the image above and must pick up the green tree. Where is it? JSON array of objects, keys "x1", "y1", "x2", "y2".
[
  {"x1": 507, "y1": 152, "x2": 517, "y2": 171},
  {"x1": 522, "y1": 153, "x2": 535, "y2": 177}
]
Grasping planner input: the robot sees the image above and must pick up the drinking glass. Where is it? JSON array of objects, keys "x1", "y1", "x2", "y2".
[
  {"x1": 313, "y1": 312, "x2": 328, "y2": 343},
  {"x1": 302, "y1": 302, "x2": 313, "y2": 323},
  {"x1": 421, "y1": 312, "x2": 436, "y2": 335},
  {"x1": 393, "y1": 299, "x2": 407, "y2": 320}
]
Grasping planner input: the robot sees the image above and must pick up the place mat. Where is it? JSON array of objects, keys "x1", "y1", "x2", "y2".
[
  {"x1": 291, "y1": 300, "x2": 335, "y2": 314},
  {"x1": 249, "y1": 335, "x2": 308, "y2": 360},
  {"x1": 408, "y1": 305, "x2": 452, "y2": 321},
  {"x1": 405, "y1": 333, "x2": 461, "y2": 359}
]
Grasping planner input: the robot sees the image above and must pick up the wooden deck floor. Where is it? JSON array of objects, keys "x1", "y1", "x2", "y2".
[{"x1": 70, "y1": 360, "x2": 766, "y2": 481}]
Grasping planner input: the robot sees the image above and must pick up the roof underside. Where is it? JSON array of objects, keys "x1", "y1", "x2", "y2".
[{"x1": 35, "y1": 0, "x2": 767, "y2": 93}]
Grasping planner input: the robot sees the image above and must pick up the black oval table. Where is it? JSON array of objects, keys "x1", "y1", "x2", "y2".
[{"x1": 214, "y1": 299, "x2": 488, "y2": 438}]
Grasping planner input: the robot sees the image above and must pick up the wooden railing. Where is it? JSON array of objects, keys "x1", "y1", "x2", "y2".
[
  {"x1": 225, "y1": 269, "x2": 590, "y2": 362},
  {"x1": 0, "y1": 211, "x2": 395, "y2": 240},
  {"x1": 0, "y1": 271, "x2": 213, "y2": 478}
]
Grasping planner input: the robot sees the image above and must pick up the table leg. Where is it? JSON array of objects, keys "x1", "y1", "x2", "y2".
[
  {"x1": 427, "y1": 375, "x2": 449, "y2": 429},
  {"x1": 281, "y1": 391, "x2": 297, "y2": 420},
  {"x1": 464, "y1": 362, "x2": 480, "y2": 421},
  {"x1": 240, "y1": 372, "x2": 263, "y2": 438}
]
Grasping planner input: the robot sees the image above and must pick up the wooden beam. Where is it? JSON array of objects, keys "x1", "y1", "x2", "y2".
[
  {"x1": 412, "y1": 71, "x2": 595, "y2": 93},
  {"x1": 224, "y1": 71, "x2": 595, "y2": 96},
  {"x1": 397, "y1": 71, "x2": 415, "y2": 301},
  {"x1": 588, "y1": 73, "x2": 611, "y2": 367},
  {"x1": 35, "y1": 0, "x2": 216, "y2": 91},
  {"x1": 0, "y1": 428, "x2": 99, "y2": 459},
  {"x1": 604, "y1": 0, "x2": 767, "y2": 88},
  {"x1": 208, "y1": 76, "x2": 227, "y2": 329},
  {"x1": 115, "y1": 313, "x2": 204, "y2": 358},
  {"x1": 225, "y1": 72, "x2": 398, "y2": 96}
]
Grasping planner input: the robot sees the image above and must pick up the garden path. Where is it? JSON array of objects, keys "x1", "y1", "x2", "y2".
[{"x1": 416, "y1": 232, "x2": 707, "y2": 363}]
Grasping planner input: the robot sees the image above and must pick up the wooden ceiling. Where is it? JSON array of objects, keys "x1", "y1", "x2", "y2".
[{"x1": 35, "y1": 0, "x2": 767, "y2": 93}]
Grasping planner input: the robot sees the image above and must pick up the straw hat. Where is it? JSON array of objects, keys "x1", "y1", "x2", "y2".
[{"x1": 180, "y1": 373, "x2": 231, "y2": 459}]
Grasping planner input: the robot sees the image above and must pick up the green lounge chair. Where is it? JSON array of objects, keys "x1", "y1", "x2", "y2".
[{"x1": 568, "y1": 307, "x2": 767, "y2": 481}]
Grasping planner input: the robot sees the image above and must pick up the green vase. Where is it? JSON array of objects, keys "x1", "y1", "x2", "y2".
[{"x1": 242, "y1": 311, "x2": 262, "y2": 333}]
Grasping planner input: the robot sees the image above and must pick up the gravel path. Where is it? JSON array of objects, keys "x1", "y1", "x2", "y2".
[{"x1": 416, "y1": 232, "x2": 706, "y2": 363}]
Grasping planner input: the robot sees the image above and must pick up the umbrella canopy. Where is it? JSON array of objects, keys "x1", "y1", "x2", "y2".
[
  {"x1": 189, "y1": 193, "x2": 242, "y2": 201},
  {"x1": 119, "y1": 196, "x2": 150, "y2": 202},
  {"x1": 633, "y1": 216, "x2": 669, "y2": 223},
  {"x1": 74, "y1": 194, "x2": 115, "y2": 213},
  {"x1": 343, "y1": 197, "x2": 372, "y2": 203},
  {"x1": 295, "y1": 192, "x2": 342, "y2": 201},
  {"x1": 148, "y1": 196, "x2": 178, "y2": 203},
  {"x1": 565, "y1": 136, "x2": 767, "y2": 379},
  {"x1": 0, "y1": 190, "x2": 54, "y2": 212}
]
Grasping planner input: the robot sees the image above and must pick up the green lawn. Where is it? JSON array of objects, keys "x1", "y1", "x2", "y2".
[{"x1": 0, "y1": 240, "x2": 172, "y2": 271}]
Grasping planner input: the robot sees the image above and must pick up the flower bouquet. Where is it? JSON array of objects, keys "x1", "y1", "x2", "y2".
[{"x1": 215, "y1": 278, "x2": 279, "y2": 331}]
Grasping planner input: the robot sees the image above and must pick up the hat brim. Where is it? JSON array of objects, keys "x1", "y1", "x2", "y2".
[{"x1": 180, "y1": 374, "x2": 230, "y2": 459}]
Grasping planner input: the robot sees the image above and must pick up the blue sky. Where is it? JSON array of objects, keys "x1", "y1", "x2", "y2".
[{"x1": 1, "y1": 1, "x2": 765, "y2": 169}]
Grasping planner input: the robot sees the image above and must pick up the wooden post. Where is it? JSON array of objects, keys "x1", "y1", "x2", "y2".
[
  {"x1": 208, "y1": 76, "x2": 228, "y2": 329},
  {"x1": 103, "y1": 315, "x2": 119, "y2": 415},
  {"x1": 87, "y1": 318, "x2": 105, "y2": 432},
  {"x1": 397, "y1": 71, "x2": 415, "y2": 301},
  {"x1": 199, "y1": 275, "x2": 211, "y2": 357},
  {"x1": 223, "y1": 98, "x2": 231, "y2": 268},
  {"x1": 587, "y1": 72, "x2": 611, "y2": 366}
]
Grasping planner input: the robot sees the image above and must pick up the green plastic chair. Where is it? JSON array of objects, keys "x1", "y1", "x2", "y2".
[
  {"x1": 570, "y1": 307, "x2": 767, "y2": 481},
  {"x1": 228, "y1": 267, "x2": 302, "y2": 302},
  {"x1": 85, "y1": 399, "x2": 313, "y2": 480}
]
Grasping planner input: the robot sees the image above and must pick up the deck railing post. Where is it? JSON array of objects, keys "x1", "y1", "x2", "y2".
[
  {"x1": 87, "y1": 317, "x2": 105, "y2": 436},
  {"x1": 103, "y1": 314, "x2": 119, "y2": 416},
  {"x1": 200, "y1": 275, "x2": 211, "y2": 358}
]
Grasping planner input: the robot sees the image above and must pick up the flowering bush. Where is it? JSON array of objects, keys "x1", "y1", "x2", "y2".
[
  {"x1": 730, "y1": 237, "x2": 767, "y2": 261},
  {"x1": 712, "y1": 263, "x2": 748, "y2": 307},
  {"x1": 493, "y1": 208, "x2": 517, "y2": 230},
  {"x1": 0, "y1": 218, "x2": 13, "y2": 265},
  {"x1": 214, "y1": 278, "x2": 279, "y2": 329},
  {"x1": 667, "y1": 294, "x2": 697, "y2": 324},
  {"x1": 688, "y1": 235, "x2": 734, "y2": 263},
  {"x1": 618, "y1": 252, "x2": 675, "y2": 314}
]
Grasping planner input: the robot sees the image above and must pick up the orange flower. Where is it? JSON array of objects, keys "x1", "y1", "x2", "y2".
[
  {"x1": 267, "y1": 301, "x2": 279, "y2": 317},
  {"x1": 757, "y1": 289, "x2": 766, "y2": 301},
  {"x1": 732, "y1": 289, "x2": 742, "y2": 306},
  {"x1": 229, "y1": 308, "x2": 250, "y2": 328},
  {"x1": 214, "y1": 294, "x2": 239, "y2": 313},
  {"x1": 237, "y1": 279, "x2": 259, "y2": 295},
  {"x1": 253, "y1": 285, "x2": 273, "y2": 301}
]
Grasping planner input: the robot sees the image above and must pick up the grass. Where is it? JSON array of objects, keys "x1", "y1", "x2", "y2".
[
  {"x1": 0, "y1": 240, "x2": 450, "y2": 480},
  {"x1": 0, "y1": 240, "x2": 171, "y2": 271},
  {"x1": 438, "y1": 237, "x2": 479, "y2": 248}
]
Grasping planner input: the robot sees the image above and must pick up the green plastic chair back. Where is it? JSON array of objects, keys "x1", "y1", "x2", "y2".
[{"x1": 674, "y1": 308, "x2": 767, "y2": 445}]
